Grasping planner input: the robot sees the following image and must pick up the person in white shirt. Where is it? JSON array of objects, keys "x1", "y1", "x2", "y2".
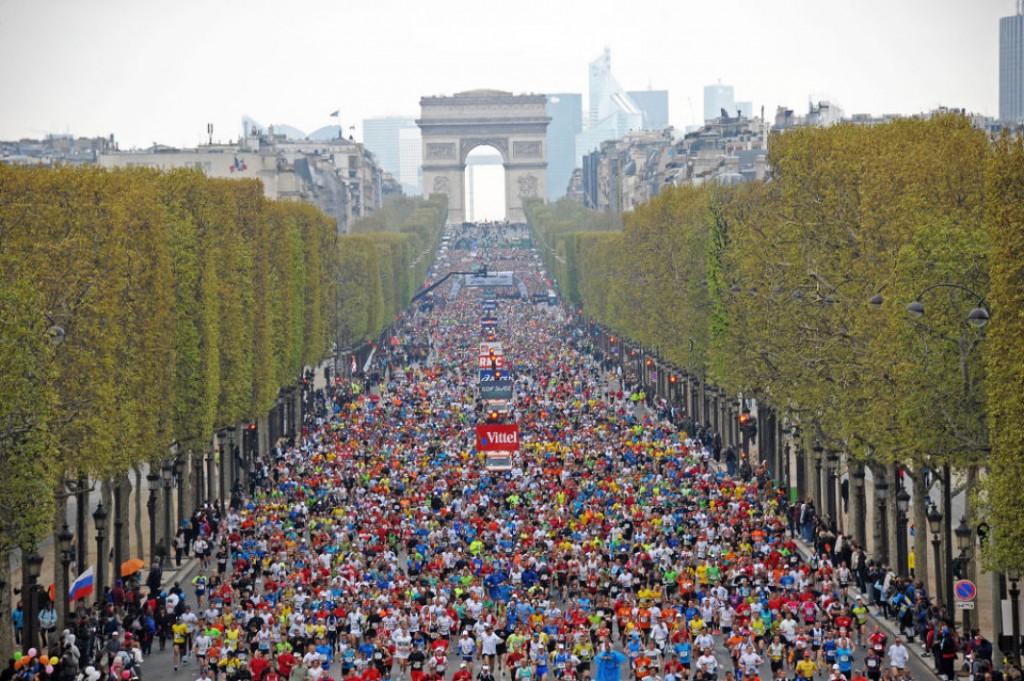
[
  {"x1": 738, "y1": 646, "x2": 762, "y2": 678},
  {"x1": 459, "y1": 633, "x2": 477, "y2": 661},
  {"x1": 480, "y1": 627, "x2": 501, "y2": 672},
  {"x1": 392, "y1": 627, "x2": 413, "y2": 675},
  {"x1": 694, "y1": 630, "x2": 715, "y2": 653},
  {"x1": 887, "y1": 637, "x2": 910, "y2": 671},
  {"x1": 181, "y1": 608, "x2": 198, "y2": 661},
  {"x1": 193, "y1": 630, "x2": 213, "y2": 667},
  {"x1": 696, "y1": 650, "x2": 718, "y2": 679}
]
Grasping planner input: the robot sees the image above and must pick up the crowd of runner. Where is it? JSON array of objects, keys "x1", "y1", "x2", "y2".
[{"x1": 9, "y1": 231, "x2": 1008, "y2": 681}]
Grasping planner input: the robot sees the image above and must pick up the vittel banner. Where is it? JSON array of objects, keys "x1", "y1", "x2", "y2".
[{"x1": 475, "y1": 424, "x2": 520, "y2": 451}]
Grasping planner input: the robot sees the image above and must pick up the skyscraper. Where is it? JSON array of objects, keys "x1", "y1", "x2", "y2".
[
  {"x1": 627, "y1": 90, "x2": 670, "y2": 130},
  {"x1": 546, "y1": 93, "x2": 582, "y2": 201},
  {"x1": 704, "y1": 83, "x2": 735, "y2": 121},
  {"x1": 362, "y1": 117, "x2": 422, "y2": 195},
  {"x1": 1001, "y1": 0, "x2": 1024, "y2": 123},
  {"x1": 577, "y1": 48, "x2": 644, "y2": 162}
]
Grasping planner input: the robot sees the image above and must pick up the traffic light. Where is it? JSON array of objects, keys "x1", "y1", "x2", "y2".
[
  {"x1": 669, "y1": 375, "x2": 677, "y2": 384},
  {"x1": 487, "y1": 410, "x2": 501, "y2": 423},
  {"x1": 738, "y1": 408, "x2": 758, "y2": 443},
  {"x1": 645, "y1": 359, "x2": 653, "y2": 367}
]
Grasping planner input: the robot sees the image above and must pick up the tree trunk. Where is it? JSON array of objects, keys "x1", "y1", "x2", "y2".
[
  {"x1": 133, "y1": 464, "x2": 144, "y2": 563},
  {"x1": 887, "y1": 463, "x2": 900, "y2": 574},
  {"x1": 869, "y1": 462, "x2": 889, "y2": 564},
  {"x1": 53, "y1": 491, "x2": 70, "y2": 634},
  {"x1": 118, "y1": 474, "x2": 131, "y2": 565},
  {"x1": 913, "y1": 471, "x2": 930, "y2": 590},
  {"x1": 849, "y1": 462, "x2": 866, "y2": 549},
  {"x1": 99, "y1": 479, "x2": 113, "y2": 601},
  {"x1": 0, "y1": 552, "x2": 13, "y2": 662}
]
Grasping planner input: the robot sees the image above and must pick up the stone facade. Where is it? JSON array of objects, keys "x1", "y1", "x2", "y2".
[
  {"x1": 417, "y1": 90, "x2": 550, "y2": 224},
  {"x1": 96, "y1": 130, "x2": 383, "y2": 232}
]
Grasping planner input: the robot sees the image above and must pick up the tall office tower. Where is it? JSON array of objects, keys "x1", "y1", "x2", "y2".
[
  {"x1": 627, "y1": 89, "x2": 670, "y2": 130},
  {"x1": 1001, "y1": 0, "x2": 1024, "y2": 123},
  {"x1": 397, "y1": 127, "x2": 423, "y2": 196},
  {"x1": 704, "y1": 83, "x2": 735, "y2": 121},
  {"x1": 363, "y1": 117, "x2": 422, "y2": 195},
  {"x1": 577, "y1": 48, "x2": 644, "y2": 162},
  {"x1": 546, "y1": 93, "x2": 582, "y2": 201}
]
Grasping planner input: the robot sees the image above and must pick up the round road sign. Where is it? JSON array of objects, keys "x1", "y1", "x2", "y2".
[{"x1": 954, "y1": 579, "x2": 977, "y2": 602}]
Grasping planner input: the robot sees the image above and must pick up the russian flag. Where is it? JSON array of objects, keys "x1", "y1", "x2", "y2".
[{"x1": 69, "y1": 567, "x2": 94, "y2": 602}]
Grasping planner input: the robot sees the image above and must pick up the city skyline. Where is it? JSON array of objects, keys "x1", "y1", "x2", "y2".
[{"x1": 0, "y1": 0, "x2": 1010, "y2": 150}]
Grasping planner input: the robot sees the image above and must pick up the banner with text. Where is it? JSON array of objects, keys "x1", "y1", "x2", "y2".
[
  {"x1": 475, "y1": 424, "x2": 520, "y2": 451},
  {"x1": 479, "y1": 380, "x2": 514, "y2": 400},
  {"x1": 465, "y1": 271, "x2": 515, "y2": 287}
]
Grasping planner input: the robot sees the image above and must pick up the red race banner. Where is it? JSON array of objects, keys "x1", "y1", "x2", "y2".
[
  {"x1": 477, "y1": 355, "x2": 505, "y2": 369},
  {"x1": 475, "y1": 424, "x2": 519, "y2": 451}
]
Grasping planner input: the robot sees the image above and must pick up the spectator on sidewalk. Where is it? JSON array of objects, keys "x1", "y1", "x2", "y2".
[
  {"x1": 174, "y1": 529, "x2": 187, "y2": 567},
  {"x1": 154, "y1": 538, "x2": 168, "y2": 569}
]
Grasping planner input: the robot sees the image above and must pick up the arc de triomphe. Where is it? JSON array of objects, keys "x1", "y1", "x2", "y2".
[{"x1": 417, "y1": 90, "x2": 550, "y2": 224}]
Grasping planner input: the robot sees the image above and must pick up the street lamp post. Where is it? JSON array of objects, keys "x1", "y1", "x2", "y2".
[
  {"x1": 160, "y1": 462, "x2": 173, "y2": 564},
  {"x1": 24, "y1": 551, "x2": 43, "y2": 651},
  {"x1": 874, "y1": 478, "x2": 890, "y2": 564},
  {"x1": 928, "y1": 504, "x2": 945, "y2": 614},
  {"x1": 895, "y1": 483, "x2": 911, "y2": 577},
  {"x1": 206, "y1": 444, "x2": 216, "y2": 503},
  {"x1": 217, "y1": 429, "x2": 227, "y2": 504},
  {"x1": 1008, "y1": 568, "x2": 1021, "y2": 667},
  {"x1": 146, "y1": 472, "x2": 159, "y2": 562},
  {"x1": 955, "y1": 517, "x2": 974, "y2": 634},
  {"x1": 57, "y1": 524, "x2": 73, "y2": 627},
  {"x1": 92, "y1": 502, "x2": 108, "y2": 605},
  {"x1": 193, "y1": 450, "x2": 205, "y2": 508},
  {"x1": 826, "y1": 450, "x2": 839, "y2": 526},
  {"x1": 812, "y1": 444, "x2": 824, "y2": 512},
  {"x1": 174, "y1": 455, "x2": 186, "y2": 525}
]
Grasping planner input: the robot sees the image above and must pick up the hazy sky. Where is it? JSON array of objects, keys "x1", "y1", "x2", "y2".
[{"x1": 0, "y1": 0, "x2": 1012, "y2": 150}]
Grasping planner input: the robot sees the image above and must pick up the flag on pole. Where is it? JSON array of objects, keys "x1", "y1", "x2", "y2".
[
  {"x1": 69, "y1": 567, "x2": 94, "y2": 602},
  {"x1": 351, "y1": 355, "x2": 357, "y2": 374},
  {"x1": 329, "y1": 110, "x2": 340, "y2": 118}
]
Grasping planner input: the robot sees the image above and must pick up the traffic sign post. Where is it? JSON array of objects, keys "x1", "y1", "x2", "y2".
[
  {"x1": 955, "y1": 579, "x2": 977, "y2": 602},
  {"x1": 954, "y1": 579, "x2": 978, "y2": 632}
]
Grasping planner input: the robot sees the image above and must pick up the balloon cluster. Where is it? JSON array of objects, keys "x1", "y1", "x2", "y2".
[{"x1": 12, "y1": 649, "x2": 55, "y2": 675}]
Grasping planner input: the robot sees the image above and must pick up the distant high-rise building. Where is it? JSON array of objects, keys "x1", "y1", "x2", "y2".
[
  {"x1": 1001, "y1": 0, "x2": 1024, "y2": 123},
  {"x1": 627, "y1": 90, "x2": 670, "y2": 130},
  {"x1": 398, "y1": 127, "x2": 422, "y2": 196},
  {"x1": 704, "y1": 83, "x2": 735, "y2": 121},
  {"x1": 578, "y1": 48, "x2": 644, "y2": 162},
  {"x1": 546, "y1": 93, "x2": 582, "y2": 201},
  {"x1": 363, "y1": 117, "x2": 422, "y2": 195}
]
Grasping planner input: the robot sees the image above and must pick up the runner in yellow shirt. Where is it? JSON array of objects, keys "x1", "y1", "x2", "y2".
[
  {"x1": 172, "y1": 617, "x2": 189, "y2": 672},
  {"x1": 795, "y1": 650, "x2": 817, "y2": 679}
]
